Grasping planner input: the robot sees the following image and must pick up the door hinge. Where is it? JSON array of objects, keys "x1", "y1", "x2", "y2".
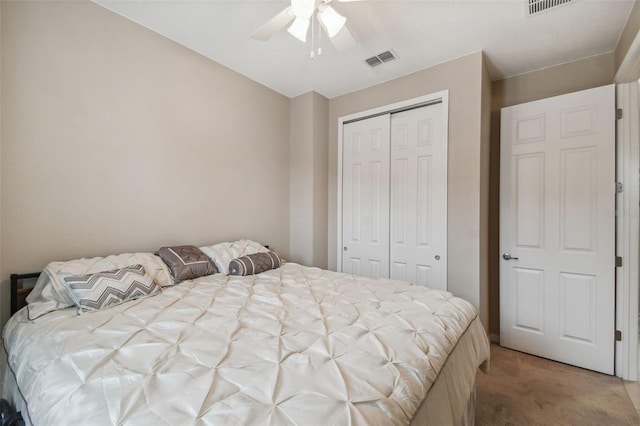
[
  {"x1": 617, "y1": 108, "x2": 623, "y2": 119},
  {"x1": 616, "y1": 330, "x2": 622, "y2": 341},
  {"x1": 616, "y1": 256, "x2": 623, "y2": 267},
  {"x1": 616, "y1": 182, "x2": 623, "y2": 194}
]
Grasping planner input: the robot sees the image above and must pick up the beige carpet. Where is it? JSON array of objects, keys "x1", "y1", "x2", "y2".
[{"x1": 475, "y1": 344, "x2": 639, "y2": 425}]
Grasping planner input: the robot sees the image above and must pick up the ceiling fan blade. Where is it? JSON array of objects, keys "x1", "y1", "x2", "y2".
[
  {"x1": 250, "y1": 7, "x2": 295, "y2": 41},
  {"x1": 288, "y1": 17, "x2": 311, "y2": 42},
  {"x1": 318, "y1": 5, "x2": 346, "y2": 38},
  {"x1": 329, "y1": 24, "x2": 357, "y2": 52}
]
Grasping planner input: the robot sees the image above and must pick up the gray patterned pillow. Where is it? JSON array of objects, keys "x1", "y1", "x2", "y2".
[
  {"x1": 157, "y1": 245, "x2": 219, "y2": 283},
  {"x1": 63, "y1": 264, "x2": 161, "y2": 313},
  {"x1": 228, "y1": 251, "x2": 282, "y2": 276}
]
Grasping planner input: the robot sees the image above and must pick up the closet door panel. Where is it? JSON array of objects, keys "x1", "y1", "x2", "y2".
[
  {"x1": 342, "y1": 115, "x2": 391, "y2": 278},
  {"x1": 390, "y1": 104, "x2": 446, "y2": 289}
]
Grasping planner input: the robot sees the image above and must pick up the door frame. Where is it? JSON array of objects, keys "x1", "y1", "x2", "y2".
[
  {"x1": 615, "y1": 82, "x2": 640, "y2": 380},
  {"x1": 336, "y1": 90, "x2": 449, "y2": 277}
]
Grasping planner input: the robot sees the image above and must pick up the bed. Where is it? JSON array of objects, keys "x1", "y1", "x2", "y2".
[{"x1": 1, "y1": 240, "x2": 490, "y2": 425}]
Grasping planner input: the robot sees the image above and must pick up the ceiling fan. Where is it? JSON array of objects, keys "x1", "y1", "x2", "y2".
[{"x1": 251, "y1": 0, "x2": 362, "y2": 53}]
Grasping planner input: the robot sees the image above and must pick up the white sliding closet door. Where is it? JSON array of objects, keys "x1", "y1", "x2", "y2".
[
  {"x1": 342, "y1": 115, "x2": 391, "y2": 278},
  {"x1": 390, "y1": 104, "x2": 446, "y2": 289},
  {"x1": 340, "y1": 97, "x2": 447, "y2": 290}
]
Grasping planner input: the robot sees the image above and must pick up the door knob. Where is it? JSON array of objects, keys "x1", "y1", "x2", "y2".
[
  {"x1": 502, "y1": 253, "x2": 519, "y2": 261},
  {"x1": 343, "y1": 247, "x2": 348, "y2": 252}
]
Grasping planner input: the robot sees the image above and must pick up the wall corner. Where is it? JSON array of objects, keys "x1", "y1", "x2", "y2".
[
  {"x1": 311, "y1": 92, "x2": 329, "y2": 269},
  {"x1": 0, "y1": 1, "x2": 5, "y2": 327},
  {"x1": 479, "y1": 52, "x2": 492, "y2": 333},
  {"x1": 290, "y1": 91, "x2": 329, "y2": 268},
  {"x1": 615, "y1": 0, "x2": 640, "y2": 79}
]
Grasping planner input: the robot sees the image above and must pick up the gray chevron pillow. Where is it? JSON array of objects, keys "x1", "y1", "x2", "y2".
[{"x1": 63, "y1": 264, "x2": 161, "y2": 313}]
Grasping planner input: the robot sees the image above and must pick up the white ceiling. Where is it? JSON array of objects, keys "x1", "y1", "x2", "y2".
[{"x1": 94, "y1": 0, "x2": 635, "y2": 99}]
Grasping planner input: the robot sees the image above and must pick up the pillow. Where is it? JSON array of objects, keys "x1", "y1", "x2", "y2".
[
  {"x1": 200, "y1": 239, "x2": 269, "y2": 275},
  {"x1": 156, "y1": 245, "x2": 218, "y2": 283},
  {"x1": 63, "y1": 264, "x2": 161, "y2": 313},
  {"x1": 229, "y1": 251, "x2": 282, "y2": 276},
  {"x1": 26, "y1": 266, "x2": 76, "y2": 320},
  {"x1": 26, "y1": 252, "x2": 173, "y2": 320}
]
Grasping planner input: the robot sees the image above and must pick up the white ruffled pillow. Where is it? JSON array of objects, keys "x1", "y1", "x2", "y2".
[
  {"x1": 199, "y1": 240, "x2": 269, "y2": 275},
  {"x1": 26, "y1": 252, "x2": 172, "y2": 320}
]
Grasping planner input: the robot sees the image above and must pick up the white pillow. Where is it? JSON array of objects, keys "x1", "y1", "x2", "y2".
[
  {"x1": 199, "y1": 240, "x2": 269, "y2": 275},
  {"x1": 26, "y1": 266, "x2": 76, "y2": 320},
  {"x1": 26, "y1": 252, "x2": 172, "y2": 320}
]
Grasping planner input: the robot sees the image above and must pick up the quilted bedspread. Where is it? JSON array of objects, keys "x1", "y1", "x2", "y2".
[{"x1": 3, "y1": 263, "x2": 487, "y2": 425}]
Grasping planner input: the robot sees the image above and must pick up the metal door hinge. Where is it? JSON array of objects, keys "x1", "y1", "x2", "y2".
[
  {"x1": 616, "y1": 182, "x2": 623, "y2": 193},
  {"x1": 616, "y1": 256, "x2": 623, "y2": 267},
  {"x1": 617, "y1": 108, "x2": 623, "y2": 119},
  {"x1": 616, "y1": 330, "x2": 622, "y2": 341}
]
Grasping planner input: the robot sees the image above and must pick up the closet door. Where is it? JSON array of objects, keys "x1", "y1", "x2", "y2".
[
  {"x1": 342, "y1": 115, "x2": 391, "y2": 278},
  {"x1": 390, "y1": 104, "x2": 446, "y2": 289}
]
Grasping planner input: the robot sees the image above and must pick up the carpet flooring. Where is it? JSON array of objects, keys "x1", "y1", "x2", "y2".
[{"x1": 475, "y1": 344, "x2": 639, "y2": 425}]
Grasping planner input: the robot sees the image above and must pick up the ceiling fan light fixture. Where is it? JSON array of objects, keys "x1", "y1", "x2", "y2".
[
  {"x1": 318, "y1": 6, "x2": 346, "y2": 38},
  {"x1": 287, "y1": 16, "x2": 311, "y2": 42},
  {"x1": 291, "y1": 0, "x2": 315, "y2": 18}
]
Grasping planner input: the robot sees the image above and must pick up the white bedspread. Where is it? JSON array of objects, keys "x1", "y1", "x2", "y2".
[{"x1": 3, "y1": 263, "x2": 489, "y2": 425}]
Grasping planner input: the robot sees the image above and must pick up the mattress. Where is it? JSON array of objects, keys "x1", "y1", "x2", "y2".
[{"x1": 2, "y1": 263, "x2": 490, "y2": 425}]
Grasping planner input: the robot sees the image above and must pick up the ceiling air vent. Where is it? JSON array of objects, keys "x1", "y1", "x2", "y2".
[
  {"x1": 528, "y1": 0, "x2": 574, "y2": 15},
  {"x1": 365, "y1": 50, "x2": 397, "y2": 68},
  {"x1": 366, "y1": 56, "x2": 383, "y2": 67}
]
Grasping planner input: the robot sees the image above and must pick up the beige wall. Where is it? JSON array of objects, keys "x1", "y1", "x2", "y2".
[
  {"x1": 493, "y1": 53, "x2": 615, "y2": 109},
  {"x1": 488, "y1": 115, "x2": 500, "y2": 338},
  {"x1": 616, "y1": 0, "x2": 640, "y2": 74},
  {"x1": 289, "y1": 92, "x2": 329, "y2": 268},
  {"x1": 1, "y1": 1, "x2": 291, "y2": 324},
  {"x1": 312, "y1": 93, "x2": 329, "y2": 269},
  {"x1": 480, "y1": 53, "x2": 492, "y2": 335},
  {"x1": 289, "y1": 91, "x2": 328, "y2": 268},
  {"x1": 488, "y1": 52, "x2": 615, "y2": 337},
  {"x1": 328, "y1": 52, "x2": 490, "y2": 329},
  {"x1": 0, "y1": 2, "x2": 3, "y2": 326},
  {"x1": 290, "y1": 93, "x2": 314, "y2": 265}
]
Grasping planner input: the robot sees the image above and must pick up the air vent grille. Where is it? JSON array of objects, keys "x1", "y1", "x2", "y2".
[
  {"x1": 366, "y1": 56, "x2": 383, "y2": 67},
  {"x1": 365, "y1": 50, "x2": 397, "y2": 68},
  {"x1": 528, "y1": 0, "x2": 574, "y2": 15},
  {"x1": 378, "y1": 51, "x2": 395, "y2": 62}
]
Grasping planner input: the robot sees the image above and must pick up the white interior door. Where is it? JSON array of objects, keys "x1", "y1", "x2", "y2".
[
  {"x1": 390, "y1": 104, "x2": 446, "y2": 289},
  {"x1": 342, "y1": 114, "x2": 391, "y2": 278},
  {"x1": 500, "y1": 85, "x2": 615, "y2": 374}
]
